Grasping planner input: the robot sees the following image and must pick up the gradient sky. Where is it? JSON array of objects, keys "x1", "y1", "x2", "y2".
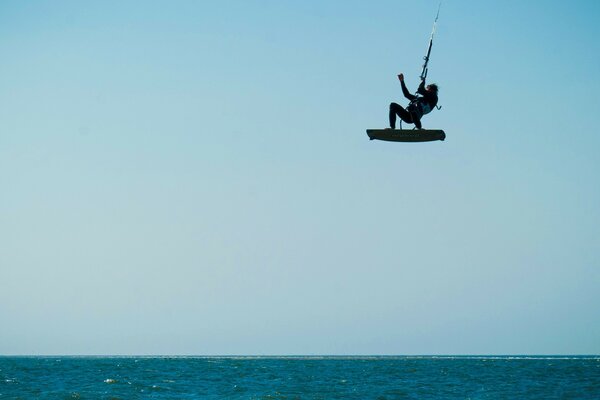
[{"x1": 1, "y1": 0, "x2": 599, "y2": 355}]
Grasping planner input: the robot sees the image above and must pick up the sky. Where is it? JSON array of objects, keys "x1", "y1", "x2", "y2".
[{"x1": 1, "y1": 0, "x2": 599, "y2": 355}]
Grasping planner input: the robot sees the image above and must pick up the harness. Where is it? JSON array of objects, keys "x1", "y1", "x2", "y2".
[{"x1": 408, "y1": 98, "x2": 433, "y2": 121}]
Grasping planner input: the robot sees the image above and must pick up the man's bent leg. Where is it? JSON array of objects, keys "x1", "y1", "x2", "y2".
[
  {"x1": 413, "y1": 116, "x2": 422, "y2": 129},
  {"x1": 389, "y1": 103, "x2": 398, "y2": 128},
  {"x1": 389, "y1": 102, "x2": 412, "y2": 129}
]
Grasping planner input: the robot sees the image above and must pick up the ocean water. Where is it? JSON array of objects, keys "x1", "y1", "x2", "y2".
[{"x1": 1, "y1": 356, "x2": 599, "y2": 399}]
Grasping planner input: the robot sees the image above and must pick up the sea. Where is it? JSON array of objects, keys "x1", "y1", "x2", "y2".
[{"x1": 1, "y1": 356, "x2": 599, "y2": 399}]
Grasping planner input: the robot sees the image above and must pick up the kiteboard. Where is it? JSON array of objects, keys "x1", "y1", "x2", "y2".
[{"x1": 366, "y1": 129, "x2": 445, "y2": 142}]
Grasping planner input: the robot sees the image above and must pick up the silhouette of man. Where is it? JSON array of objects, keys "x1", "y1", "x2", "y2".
[{"x1": 389, "y1": 73, "x2": 438, "y2": 129}]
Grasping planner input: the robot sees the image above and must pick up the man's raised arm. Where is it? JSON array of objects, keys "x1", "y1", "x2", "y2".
[
  {"x1": 398, "y1": 73, "x2": 416, "y2": 101},
  {"x1": 417, "y1": 79, "x2": 427, "y2": 95}
]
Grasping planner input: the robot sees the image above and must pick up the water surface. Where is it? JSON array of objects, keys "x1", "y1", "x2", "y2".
[{"x1": 1, "y1": 356, "x2": 599, "y2": 399}]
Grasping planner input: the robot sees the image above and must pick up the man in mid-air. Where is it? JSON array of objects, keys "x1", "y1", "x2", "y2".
[{"x1": 389, "y1": 73, "x2": 439, "y2": 130}]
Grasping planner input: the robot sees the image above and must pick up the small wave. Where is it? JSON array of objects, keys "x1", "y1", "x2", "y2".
[{"x1": 104, "y1": 378, "x2": 117, "y2": 384}]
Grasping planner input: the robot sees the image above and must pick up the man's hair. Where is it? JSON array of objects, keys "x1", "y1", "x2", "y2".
[{"x1": 428, "y1": 83, "x2": 439, "y2": 93}]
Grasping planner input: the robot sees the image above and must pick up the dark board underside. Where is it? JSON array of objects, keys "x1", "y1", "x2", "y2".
[{"x1": 366, "y1": 129, "x2": 446, "y2": 142}]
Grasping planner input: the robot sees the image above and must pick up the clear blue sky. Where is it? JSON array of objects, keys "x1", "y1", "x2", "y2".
[{"x1": 1, "y1": 0, "x2": 599, "y2": 355}]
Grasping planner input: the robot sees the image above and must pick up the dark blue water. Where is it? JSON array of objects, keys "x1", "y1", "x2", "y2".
[{"x1": 1, "y1": 356, "x2": 599, "y2": 399}]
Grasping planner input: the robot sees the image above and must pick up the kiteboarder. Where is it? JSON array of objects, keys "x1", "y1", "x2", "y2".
[{"x1": 389, "y1": 73, "x2": 439, "y2": 130}]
